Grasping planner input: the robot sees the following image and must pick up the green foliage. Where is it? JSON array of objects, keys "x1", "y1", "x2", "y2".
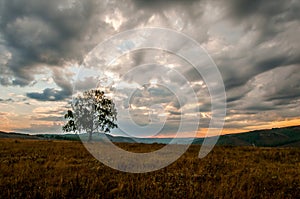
[{"x1": 62, "y1": 90, "x2": 118, "y2": 140}]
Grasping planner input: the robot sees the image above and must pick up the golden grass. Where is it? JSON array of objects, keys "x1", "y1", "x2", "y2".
[{"x1": 0, "y1": 139, "x2": 299, "y2": 198}]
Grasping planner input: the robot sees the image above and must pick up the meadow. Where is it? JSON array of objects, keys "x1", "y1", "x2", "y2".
[{"x1": 0, "y1": 139, "x2": 299, "y2": 198}]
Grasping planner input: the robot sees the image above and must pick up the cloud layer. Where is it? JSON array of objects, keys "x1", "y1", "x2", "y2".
[{"x1": 0, "y1": 0, "x2": 299, "y2": 135}]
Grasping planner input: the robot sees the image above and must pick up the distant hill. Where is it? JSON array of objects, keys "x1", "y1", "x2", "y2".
[
  {"x1": 193, "y1": 125, "x2": 300, "y2": 147},
  {"x1": 1, "y1": 125, "x2": 299, "y2": 147},
  {"x1": 0, "y1": 131, "x2": 43, "y2": 140}
]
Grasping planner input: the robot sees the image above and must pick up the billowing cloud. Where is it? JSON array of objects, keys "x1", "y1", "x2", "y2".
[
  {"x1": 0, "y1": 0, "x2": 110, "y2": 86},
  {"x1": 213, "y1": 0, "x2": 300, "y2": 90},
  {"x1": 0, "y1": 0, "x2": 299, "y2": 135},
  {"x1": 26, "y1": 67, "x2": 73, "y2": 101}
]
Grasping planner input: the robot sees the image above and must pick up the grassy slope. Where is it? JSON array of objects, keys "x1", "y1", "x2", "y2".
[{"x1": 193, "y1": 126, "x2": 300, "y2": 147}]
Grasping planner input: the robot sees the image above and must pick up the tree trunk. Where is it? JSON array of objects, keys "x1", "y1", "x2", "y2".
[{"x1": 88, "y1": 131, "x2": 92, "y2": 142}]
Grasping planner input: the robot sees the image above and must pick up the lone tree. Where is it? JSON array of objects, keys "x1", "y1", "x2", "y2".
[{"x1": 63, "y1": 89, "x2": 118, "y2": 141}]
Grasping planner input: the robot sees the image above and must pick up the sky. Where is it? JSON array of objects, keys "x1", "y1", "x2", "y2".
[{"x1": 0, "y1": 0, "x2": 299, "y2": 137}]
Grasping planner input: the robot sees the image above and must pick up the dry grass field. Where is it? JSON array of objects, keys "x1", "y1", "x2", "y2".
[{"x1": 0, "y1": 139, "x2": 299, "y2": 199}]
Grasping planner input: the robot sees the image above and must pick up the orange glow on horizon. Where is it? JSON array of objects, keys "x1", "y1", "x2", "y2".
[
  {"x1": 0, "y1": 117, "x2": 299, "y2": 137},
  {"x1": 150, "y1": 118, "x2": 300, "y2": 138}
]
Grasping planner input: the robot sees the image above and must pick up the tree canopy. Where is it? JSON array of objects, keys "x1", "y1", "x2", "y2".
[{"x1": 63, "y1": 89, "x2": 118, "y2": 141}]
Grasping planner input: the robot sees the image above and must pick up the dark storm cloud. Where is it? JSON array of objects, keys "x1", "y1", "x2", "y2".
[
  {"x1": 225, "y1": 0, "x2": 299, "y2": 27},
  {"x1": 133, "y1": 0, "x2": 199, "y2": 10},
  {"x1": 199, "y1": 103, "x2": 211, "y2": 113},
  {"x1": 26, "y1": 68, "x2": 73, "y2": 101},
  {"x1": 0, "y1": 0, "x2": 209, "y2": 89},
  {"x1": 244, "y1": 104, "x2": 278, "y2": 112},
  {"x1": 0, "y1": 98, "x2": 13, "y2": 103},
  {"x1": 262, "y1": 66, "x2": 300, "y2": 102},
  {"x1": 228, "y1": 0, "x2": 261, "y2": 18},
  {"x1": 214, "y1": 0, "x2": 300, "y2": 92},
  {"x1": 0, "y1": 0, "x2": 107, "y2": 87},
  {"x1": 26, "y1": 88, "x2": 69, "y2": 101},
  {"x1": 218, "y1": 34, "x2": 299, "y2": 92},
  {"x1": 267, "y1": 90, "x2": 300, "y2": 101}
]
